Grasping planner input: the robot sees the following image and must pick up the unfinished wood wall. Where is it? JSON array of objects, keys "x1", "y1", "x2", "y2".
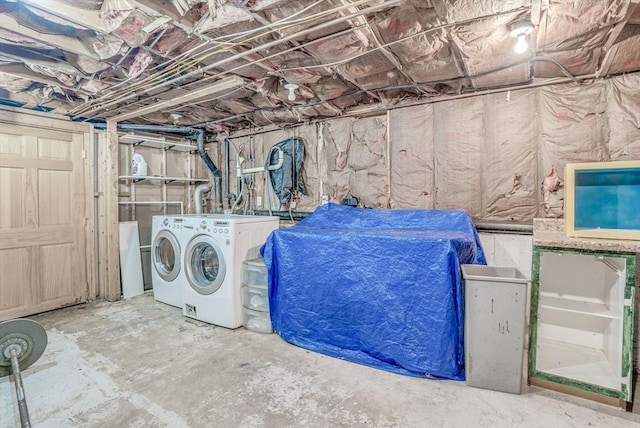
[{"x1": 0, "y1": 107, "x2": 94, "y2": 320}]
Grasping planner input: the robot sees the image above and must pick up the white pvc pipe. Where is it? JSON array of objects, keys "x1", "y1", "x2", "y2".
[{"x1": 194, "y1": 183, "x2": 212, "y2": 214}]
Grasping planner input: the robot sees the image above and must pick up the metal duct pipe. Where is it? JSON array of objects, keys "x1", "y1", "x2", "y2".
[
  {"x1": 194, "y1": 183, "x2": 211, "y2": 214},
  {"x1": 213, "y1": 176, "x2": 223, "y2": 213}
]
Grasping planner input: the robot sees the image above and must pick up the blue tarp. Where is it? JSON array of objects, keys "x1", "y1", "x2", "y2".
[{"x1": 261, "y1": 203, "x2": 486, "y2": 380}]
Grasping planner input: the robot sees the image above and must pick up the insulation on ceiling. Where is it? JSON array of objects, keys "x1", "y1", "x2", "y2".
[{"x1": 1, "y1": 1, "x2": 640, "y2": 132}]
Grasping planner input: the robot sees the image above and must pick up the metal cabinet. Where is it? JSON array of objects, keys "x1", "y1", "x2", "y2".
[{"x1": 528, "y1": 246, "x2": 636, "y2": 404}]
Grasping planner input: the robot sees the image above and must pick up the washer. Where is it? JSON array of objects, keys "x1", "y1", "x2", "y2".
[
  {"x1": 150, "y1": 215, "x2": 197, "y2": 307},
  {"x1": 182, "y1": 214, "x2": 279, "y2": 328}
]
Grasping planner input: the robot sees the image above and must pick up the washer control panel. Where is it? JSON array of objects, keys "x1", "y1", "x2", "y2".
[{"x1": 164, "y1": 217, "x2": 185, "y2": 229}]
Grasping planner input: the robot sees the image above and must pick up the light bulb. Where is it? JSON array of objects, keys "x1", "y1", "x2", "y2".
[
  {"x1": 284, "y1": 81, "x2": 298, "y2": 102},
  {"x1": 514, "y1": 34, "x2": 528, "y2": 54}
]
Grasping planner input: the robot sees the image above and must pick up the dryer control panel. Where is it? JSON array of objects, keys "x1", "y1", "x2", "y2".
[{"x1": 201, "y1": 220, "x2": 230, "y2": 236}]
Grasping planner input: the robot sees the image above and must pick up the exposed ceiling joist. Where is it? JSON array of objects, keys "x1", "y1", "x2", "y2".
[
  {"x1": 1, "y1": 0, "x2": 640, "y2": 132},
  {"x1": 0, "y1": 64, "x2": 75, "y2": 89},
  {"x1": 108, "y1": 75, "x2": 249, "y2": 122}
]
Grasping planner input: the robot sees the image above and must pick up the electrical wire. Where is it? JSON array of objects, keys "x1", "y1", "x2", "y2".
[
  {"x1": 191, "y1": 53, "x2": 581, "y2": 129},
  {"x1": 70, "y1": 0, "x2": 397, "y2": 117},
  {"x1": 70, "y1": 0, "x2": 375, "y2": 115}
]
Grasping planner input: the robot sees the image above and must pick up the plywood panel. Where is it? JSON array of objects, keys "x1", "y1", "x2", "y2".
[
  {"x1": 40, "y1": 243, "x2": 72, "y2": 300},
  {"x1": 0, "y1": 133, "x2": 24, "y2": 156},
  {"x1": 39, "y1": 170, "x2": 71, "y2": 226},
  {"x1": 0, "y1": 248, "x2": 30, "y2": 309},
  {"x1": 0, "y1": 167, "x2": 25, "y2": 229},
  {"x1": 39, "y1": 137, "x2": 71, "y2": 160},
  {"x1": 0, "y1": 109, "x2": 91, "y2": 320}
]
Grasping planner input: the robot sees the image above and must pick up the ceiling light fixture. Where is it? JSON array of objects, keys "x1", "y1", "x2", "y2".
[
  {"x1": 509, "y1": 19, "x2": 533, "y2": 54},
  {"x1": 284, "y1": 80, "x2": 299, "y2": 101}
]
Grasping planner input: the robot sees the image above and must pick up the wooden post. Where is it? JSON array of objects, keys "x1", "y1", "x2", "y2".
[
  {"x1": 103, "y1": 120, "x2": 121, "y2": 301},
  {"x1": 85, "y1": 127, "x2": 97, "y2": 300}
]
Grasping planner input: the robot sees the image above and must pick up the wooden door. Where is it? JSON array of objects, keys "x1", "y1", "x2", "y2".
[{"x1": 0, "y1": 114, "x2": 90, "y2": 320}]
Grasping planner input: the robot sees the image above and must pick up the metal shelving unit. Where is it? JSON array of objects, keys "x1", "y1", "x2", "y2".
[{"x1": 118, "y1": 132, "x2": 205, "y2": 219}]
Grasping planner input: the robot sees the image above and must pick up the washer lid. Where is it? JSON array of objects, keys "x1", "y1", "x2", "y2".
[
  {"x1": 152, "y1": 230, "x2": 180, "y2": 282},
  {"x1": 184, "y1": 234, "x2": 226, "y2": 295}
]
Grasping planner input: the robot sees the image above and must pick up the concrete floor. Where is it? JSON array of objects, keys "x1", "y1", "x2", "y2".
[{"x1": 2, "y1": 293, "x2": 640, "y2": 428}]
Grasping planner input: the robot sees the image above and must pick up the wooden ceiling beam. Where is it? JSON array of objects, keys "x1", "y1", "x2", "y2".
[
  {"x1": 0, "y1": 64, "x2": 76, "y2": 89},
  {"x1": 108, "y1": 75, "x2": 249, "y2": 122}
]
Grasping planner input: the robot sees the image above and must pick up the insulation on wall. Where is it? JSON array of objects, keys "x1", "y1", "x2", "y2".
[
  {"x1": 607, "y1": 73, "x2": 640, "y2": 160},
  {"x1": 322, "y1": 117, "x2": 354, "y2": 205},
  {"x1": 434, "y1": 96, "x2": 484, "y2": 219},
  {"x1": 349, "y1": 117, "x2": 388, "y2": 208},
  {"x1": 388, "y1": 104, "x2": 434, "y2": 209},
  {"x1": 222, "y1": 72, "x2": 640, "y2": 221},
  {"x1": 537, "y1": 82, "x2": 608, "y2": 217},
  {"x1": 320, "y1": 116, "x2": 389, "y2": 208},
  {"x1": 482, "y1": 90, "x2": 538, "y2": 222}
]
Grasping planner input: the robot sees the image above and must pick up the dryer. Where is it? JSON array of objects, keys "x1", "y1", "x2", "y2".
[
  {"x1": 182, "y1": 215, "x2": 279, "y2": 328},
  {"x1": 150, "y1": 215, "x2": 197, "y2": 307}
]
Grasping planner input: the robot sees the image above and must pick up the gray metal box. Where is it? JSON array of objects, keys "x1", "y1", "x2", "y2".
[{"x1": 461, "y1": 264, "x2": 530, "y2": 394}]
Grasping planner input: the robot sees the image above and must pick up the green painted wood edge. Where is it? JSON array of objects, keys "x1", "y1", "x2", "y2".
[
  {"x1": 530, "y1": 371, "x2": 622, "y2": 399},
  {"x1": 622, "y1": 254, "x2": 635, "y2": 401},
  {"x1": 528, "y1": 247, "x2": 542, "y2": 379}
]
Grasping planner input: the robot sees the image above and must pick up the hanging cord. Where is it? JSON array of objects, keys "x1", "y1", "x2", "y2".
[
  {"x1": 230, "y1": 140, "x2": 244, "y2": 213},
  {"x1": 264, "y1": 145, "x2": 283, "y2": 216},
  {"x1": 244, "y1": 129, "x2": 256, "y2": 214},
  {"x1": 289, "y1": 128, "x2": 297, "y2": 222}
]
